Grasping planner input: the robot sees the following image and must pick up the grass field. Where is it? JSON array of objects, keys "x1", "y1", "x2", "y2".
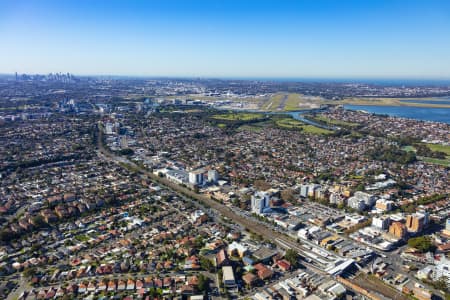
[
  {"x1": 284, "y1": 94, "x2": 301, "y2": 110},
  {"x1": 211, "y1": 113, "x2": 265, "y2": 121},
  {"x1": 275, "y1": 118, "x2": 303, "y2": 129},
  {"x1": 402, "y1": 144, "x2": 450, "y2": 166},
  {"x1": 402, "y1": 145, "x2": 416, "y2": 152},
  {"x1": 275, "y1": 118, "x2": 333, "y2": 135},
  {"x1": 262, "y1": 93, "x2": 285, "y2": 110},
  {"x1": 427, "y1": 143, "x2": 450, "y2": 156},
  {"x1": 423, "y1": 143, "x2": 450, "y2": 166},
  {"x1": 420, "y1": 157, "x2": 450, "y2": 167}
]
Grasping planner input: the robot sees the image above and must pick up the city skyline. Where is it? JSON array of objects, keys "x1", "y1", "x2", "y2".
[{"x1": 1, "y1": 0, "x2": 450, "y2": 79}]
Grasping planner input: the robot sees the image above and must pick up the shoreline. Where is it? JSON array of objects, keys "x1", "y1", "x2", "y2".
[{"x1": 334, "y1": 97, "x2": 450, "y2": 109}]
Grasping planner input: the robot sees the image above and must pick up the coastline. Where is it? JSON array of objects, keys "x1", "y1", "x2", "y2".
[{"x1": 334, "y1": 97, "x2": 450, "y2": 109}]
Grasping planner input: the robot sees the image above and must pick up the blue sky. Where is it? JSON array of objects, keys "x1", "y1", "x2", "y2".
[{"x1": 1, "y1": 0, "x2": 450, "y2": 79}]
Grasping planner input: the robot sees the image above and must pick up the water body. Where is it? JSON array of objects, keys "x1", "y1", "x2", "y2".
[
  {"x1": 344, "y1": 105, "x2": 450, "y2": 124},
  {"x1": 285, "y1": 110, "x2": 334, "y2": 129}
]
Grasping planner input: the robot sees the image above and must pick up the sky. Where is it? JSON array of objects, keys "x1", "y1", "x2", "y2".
[{"x1": 1, "y1": 0, "x2": 450, "y2": 79}]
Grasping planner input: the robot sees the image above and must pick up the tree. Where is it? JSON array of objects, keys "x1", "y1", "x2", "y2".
[
  {"x1": 433, "y1": 276, "x2": 448, "y2": 291},
  {"x1": 355, "y1": 183, "x2": 365, "y2": 191},
  {"x1": 32, "y1": 215, "x2": 47, "y2": 228},
  {"x1": 0, "y1": 229, "x2": 17, "y2": 243},
  {"x1": 285, "y1": 249, "x2": 300, "y2": 268},
  {"x1": 23, "y1": 267, "x2": 37, "y2": 278},
  {"x1": 408, "y1": 236, "x2": 436, "y2": 253},
  {"x1": 119, "y1": 148, "x2": 134, "y2": 156},
  {"x1": 197, "y1": 274, "x2": 210, "y2": 292},
  {"x1": 367, "y1": 145, "x2": 416, "y2": 164},
  {"x1": 217, "y1": 269, "x2": 223, "y2": 288},
  {"x1": 194, "y1": 236, "x2": 204, "y2": 249},
  {"x1": 200, "y1": 257, "x2": 214, "y2": 272}
]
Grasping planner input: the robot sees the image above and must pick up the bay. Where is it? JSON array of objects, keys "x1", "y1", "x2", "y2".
[{"x1": 344, "y1": 105, "x2": 450, "y2": 124}]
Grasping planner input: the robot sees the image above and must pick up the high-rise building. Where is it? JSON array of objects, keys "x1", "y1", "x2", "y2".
[
  {"x1": 375, "y1": 199, "x2": 394, "y2": 211},
  {"x1": 188, "y1": 169, "x2": 204, "y2": 186},
  {"x1": 120, "y1": 136, "x2": 128, "y2": 148},
  {"x1": 356, "y1": 191, "x2": 376, "y2": 207},
  {"x1": 300, "y1": 184, "x2": 320, "y2": 198},
  {"x1": 406, "y1": 212, "x2": 429, "y2": 233},
  {"x1": 389, "y1": 221, "x2": 407, "y2": 239},
  {"x1": 251, "y1": 191, "x2": 270, "y2": 214},
  {"x1": 105, "y1": 122, "x2": 114, "y2": 135},
  {"x1": 308, "y1": 184, "x2": 320, "y2": 198},
  {"x1": 442, "y1": 219, "x2": 450, "y2": 236},
  {"x1": 329, "y1": 192, "x2": 344, "y2": 205},
  {"x1": 348, "y1": 197, "x2": 366, "y2": 211},
  {"x1": 347, "y1": 191, "x2": 377, "y2": 211},
  {"x1": 372, "y1": 216, "x2": 390, "y2": 230},
  {"x1": 300, "y1": 185, "x2": 309, "y2": 198},
  {"x1": 222, "y1": 266, "x2": 236, "y2": 288},
  {"x1": 207, "y1": 169, "x2": 219, "y2": 183}
]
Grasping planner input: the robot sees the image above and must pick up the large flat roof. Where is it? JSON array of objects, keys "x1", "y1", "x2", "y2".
[{"x1": 222, "y1": 266, "x2": 235, "y2": 281}]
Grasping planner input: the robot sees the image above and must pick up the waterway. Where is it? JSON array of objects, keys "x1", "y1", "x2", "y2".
[
  {"x1": 344, "y1": 104, "x2": 450, "y2": 124},
  {"x1": 285, "y1": 110, "x2": 334, "y2": 129}
]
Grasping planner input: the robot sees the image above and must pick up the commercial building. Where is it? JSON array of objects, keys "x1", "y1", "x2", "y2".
[
  {"x1": 188, "y1": 169, "x2": 204, "y2": 186},
  {"x1": 406, "y1": 212, "x2": 429, "y2": 233},
  {"x1": 251, "y1": 191, "x2": 270, "y2": 214},
  {"x1": 443, "y1": 218, "x2": 450, "y2": 236},
  {"x1": 347, "y1": 191, "x2": 376, "y2": 211},
  {"x1": 372, "y1": 216, "x2": 390, "y2": 230},
  {"x1": 300, "y1": 184, "x2": 320, "y2": 198},
  {"x1": 222, "y1": 266, "x2": 236, "y2": 288},
  {"x1": 389, "y1": 221, "x2": 407, "y2": 239},
  {"x1": 348, "y1": 197, "x2": 366, "y2": 211},
  {"x1": 375, "y1": 199, "x2": 394, "y2": 211},
  {"x1": 105, "y1": 122, "x2": 114, "y2": 135},
  {"x1": 166, "y1": 169, "x2": 189, "y2": 184},
  {"x1": 207, "y1": 169, "x2": 219, "y2": 183},
  {"x1": 228, "y1": 241, "x2": 248, "y2": 258}
]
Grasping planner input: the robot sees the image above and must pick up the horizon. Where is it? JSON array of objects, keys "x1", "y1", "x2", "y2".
[
  {"x1": 4, "y1": 72, "x2": 450, "y2": 86},
  {"x1": 1, "y1": 0, "x2": 450, "y2": 78}
]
